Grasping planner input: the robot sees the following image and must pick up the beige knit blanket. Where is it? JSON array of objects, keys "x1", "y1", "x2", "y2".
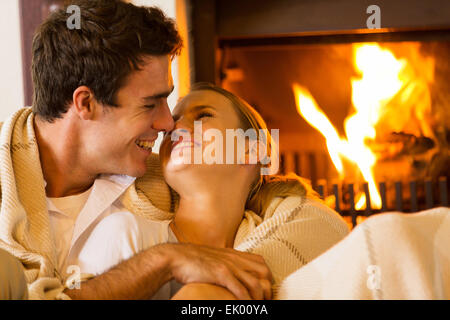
[
  {"x1": 277, "y1": 207, "x2": 450, "y2": 299},
  {"x1": 235, "y1": 196, "x2": 349, "y2": 291},
  {"x1": 0, "y1": 107, "x2": 350, "y2": 300}
]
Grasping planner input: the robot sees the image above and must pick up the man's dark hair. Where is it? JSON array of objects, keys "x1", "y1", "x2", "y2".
[{"x1": 31, "y1": 0, "x2": 182, "y2": 122}]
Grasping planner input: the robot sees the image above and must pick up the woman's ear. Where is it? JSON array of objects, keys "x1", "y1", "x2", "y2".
[
  {"x1": 71, "y1": 86, "x2": 97, "y2": 120},
  {"x1": 239, "y1": 139, "x2": 260, "y2": 165}
]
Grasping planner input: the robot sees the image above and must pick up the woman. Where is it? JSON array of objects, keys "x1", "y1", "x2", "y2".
[{"x1": 77, "y1": 83, "x2": 349, "y2": 299}]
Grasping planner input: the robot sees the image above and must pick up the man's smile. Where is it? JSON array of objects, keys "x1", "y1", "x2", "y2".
[{"x1": 135, "y1": 139, "x2": 156, "y2": 151}]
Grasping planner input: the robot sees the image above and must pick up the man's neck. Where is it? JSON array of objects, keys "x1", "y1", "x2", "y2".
[{"x1": 34, "y1": 115, "x2": 97, "y2": 197}]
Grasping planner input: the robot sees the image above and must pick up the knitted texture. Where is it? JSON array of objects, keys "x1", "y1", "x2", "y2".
[
  {"x1": 276, "y1": 207, "x2": 450, "y2": 299},
  {"x1": 0, "y1": 108, "x2": 62, "y2": 299},
  {"x1": 235, "y1": 196, "x2": 350, "y2": 292}
]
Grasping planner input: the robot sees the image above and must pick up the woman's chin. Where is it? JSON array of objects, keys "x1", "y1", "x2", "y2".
[
  {"x1": 166, "y1": 162, "x2": 240, "y2": 183},
  {"x1": 164, "y1": 162, "x2": 189, "y2": 174},
  {"x1": 163, "y1": 154, "x2": 192, "y2": 172}
]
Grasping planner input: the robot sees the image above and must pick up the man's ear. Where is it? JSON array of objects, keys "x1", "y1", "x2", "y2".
[{"x1": 72, "y1": 86, "x2": 97, "y2": 120}]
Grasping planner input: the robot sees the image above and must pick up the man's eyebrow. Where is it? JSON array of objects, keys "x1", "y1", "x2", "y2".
[
  {"x1": 173, "y1": 105, "x2": 215, "y2": 122},
  {"x1": 141, "y1": 86, "x2": 175, "y2": 101}
]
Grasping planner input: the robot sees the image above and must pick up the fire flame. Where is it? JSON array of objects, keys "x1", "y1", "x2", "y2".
[{"x1": 293, "y1": 43, "x2": 419, "y2": 210}]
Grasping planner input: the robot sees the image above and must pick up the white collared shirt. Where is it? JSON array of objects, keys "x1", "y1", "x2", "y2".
[{"x1": 46, "y1": 174, "x2": 136, "y2": 280}]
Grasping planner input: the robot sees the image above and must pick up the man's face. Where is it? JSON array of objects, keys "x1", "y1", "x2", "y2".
[{"x1": 85, "y1": 55, "x2": 175, "y2": 177}]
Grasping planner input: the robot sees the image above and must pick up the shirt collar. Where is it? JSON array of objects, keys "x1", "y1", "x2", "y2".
[
  {"x1": 47, "y1": 197, "x2": 62, "y2": 216},
  {"x1": 98, "y1": 174, "x2": 136, "y2": 186},
  {"x1": 46, "y1": 185, "x2": 93, "y2": 218},
  {"x1": 45, "y1": 174, "x2": 136, "y2": 241},
  {"x1": 69, "y1": 174, "x2": 136, "y2": 247}
]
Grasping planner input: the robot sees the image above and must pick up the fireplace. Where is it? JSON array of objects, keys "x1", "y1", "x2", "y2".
[{"x1": 185, "y1": 0, "x2": 450, "y2": 227}]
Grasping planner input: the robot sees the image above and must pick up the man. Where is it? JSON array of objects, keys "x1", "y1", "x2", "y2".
[{"x1": 0, "y1": 0, "x2": 271, "y2": 300}]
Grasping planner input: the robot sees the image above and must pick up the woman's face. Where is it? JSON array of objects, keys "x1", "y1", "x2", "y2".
[{"x1": 160, "y1": 89, "x2": 253, "y2": 191}]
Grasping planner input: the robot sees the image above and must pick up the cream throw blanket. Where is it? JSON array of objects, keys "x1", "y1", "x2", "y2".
[
  {"x1": 277, "y1": 207, "x2": 450, "y2": 299},
  {"x1": 0, "y1": 107, "x2": 350, "y2": 299}
]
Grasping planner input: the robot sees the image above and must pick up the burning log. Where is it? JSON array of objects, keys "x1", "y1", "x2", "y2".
[
  {"x1": 367, "y1": 132, "x2": 435, "y2": 160},
  {"x1": 387, "y1": 132, "x2": 435, "y2": 154}
]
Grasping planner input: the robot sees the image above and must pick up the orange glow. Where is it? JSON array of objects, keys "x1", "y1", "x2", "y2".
[{"x1": 293, "y1": 43, "x2": 433, "y2": 210}]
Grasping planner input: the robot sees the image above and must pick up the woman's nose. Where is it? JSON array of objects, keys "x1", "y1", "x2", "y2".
[
  {"x1": 173, "y1": 115, "x2": 193, "y2": 132},
  {"x1": 167, "y1": 116, "x2": 193, "y2": 144},
  {"x1": 170, "y1": 128, "x2": 190, "y2": 143}
]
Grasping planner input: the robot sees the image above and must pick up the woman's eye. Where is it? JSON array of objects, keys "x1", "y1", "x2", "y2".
[{"x1": 196, "y1": 112, "x2": 213, "y2": 119}]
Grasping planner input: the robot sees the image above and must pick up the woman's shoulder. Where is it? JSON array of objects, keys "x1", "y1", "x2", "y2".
[
  {"x1": 236, "y1": 195, "x2": 349, "y2": 249},
  {"x1": 235, "y1": 195, "x2": 350, "y2": 284},
  {"x1": 263, "y1": 195, "x2": 349, "y2": 233}
]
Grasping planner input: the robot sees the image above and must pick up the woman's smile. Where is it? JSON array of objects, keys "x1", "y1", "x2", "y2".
[{"x1": 171, "y1": 137, "x2": 202, "y2": 153}]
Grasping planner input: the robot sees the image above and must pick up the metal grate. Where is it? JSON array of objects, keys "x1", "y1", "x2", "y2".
[{"x1": 315, "y1": 177, "x2": 449, "y2": 228}]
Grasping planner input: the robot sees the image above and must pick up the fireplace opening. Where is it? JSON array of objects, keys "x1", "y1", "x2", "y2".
[
  {"x1": 217, "y1": 40, "x2": 449, "y2": 227},
  {"x1": 185, "y1": 0, "x2": 450, "y2": 228}
]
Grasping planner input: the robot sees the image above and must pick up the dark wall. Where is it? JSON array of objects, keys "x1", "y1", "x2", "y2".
[{"x1": 19, "y1": 0, "x2": 65, "y2": 107}]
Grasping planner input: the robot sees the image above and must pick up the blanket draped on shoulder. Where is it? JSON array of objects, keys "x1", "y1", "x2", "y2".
[{"x1": 234, "y1": 195, "x2": 349, "y2": 292}]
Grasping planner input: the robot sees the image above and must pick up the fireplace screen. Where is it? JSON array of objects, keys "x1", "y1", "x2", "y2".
[{"x1": 219, "y1": 40, "x2": 450, "y2": 226}]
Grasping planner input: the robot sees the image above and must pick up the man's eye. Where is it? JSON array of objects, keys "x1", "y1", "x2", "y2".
[{"x1": 144, "y1": 104, "x2": 156, "y2": 109}]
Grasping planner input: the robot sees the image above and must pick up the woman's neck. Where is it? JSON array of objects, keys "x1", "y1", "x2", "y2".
[{"x1": 172, "y1": 181, "x2": 249, "y2": 248}]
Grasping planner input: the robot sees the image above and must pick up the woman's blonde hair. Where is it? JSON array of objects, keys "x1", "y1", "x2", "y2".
[{"x1": 191, "y1": 82, "x2": 315, "y2": 217}]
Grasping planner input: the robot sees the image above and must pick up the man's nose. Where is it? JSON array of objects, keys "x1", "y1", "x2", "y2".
[{"x1": 152, "y1": 99, "x2": 174, "y2": 133}]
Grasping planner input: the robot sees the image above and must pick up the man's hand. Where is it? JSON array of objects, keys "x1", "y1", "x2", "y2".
[
  {"x1": 172, "y1": 283, "x2": 237, "y2": 300},
  {"x1": 162, "y1": 243, "x2": 273, "y2": 300},
  {"x1": 65, "y1": 242, "x2": 272, "y2": 300}
]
